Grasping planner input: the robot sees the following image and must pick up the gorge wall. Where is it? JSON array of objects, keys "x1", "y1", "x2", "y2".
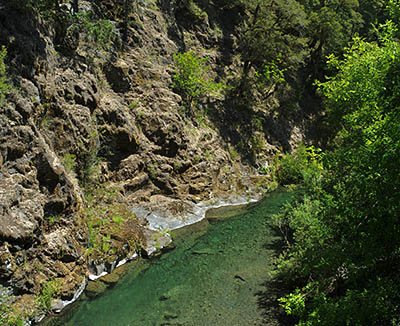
[{"x1": 0, "y1": 0, "x2": 313, "y2": 321}]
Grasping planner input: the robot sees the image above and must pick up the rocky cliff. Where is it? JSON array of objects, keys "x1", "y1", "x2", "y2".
[{"x1": 0, "y1": 0, "x2": 309, "y2": 322}]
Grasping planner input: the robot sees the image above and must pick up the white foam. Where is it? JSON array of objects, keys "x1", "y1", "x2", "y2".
[
  {"x1": 88, "y1": 271, "x2": 108, "y2": 281},
  {"x1": 133, "y1": 194, "x2": 262, "y2": 232},
  {"x1": 54, "y1": 279, "x2": 87, "y2": 313},
  {"x1": 116, "y1": 252, "x2": 138, "y2": 268}
]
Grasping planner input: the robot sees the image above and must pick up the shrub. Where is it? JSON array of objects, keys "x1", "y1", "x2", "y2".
[
  {"x1": 46, "y1": 215, "x2": 62, "y2": 225},
  {"x1": 62, "y1": 153, "x2": 77, "y2": 174},
  {"x1": 85, "y1": 183, "x2": 144, "y2": 259},
  {"x1": 171, "y1": 51, "x2": 225, "y2": 117},
  {"x1": 0, "y1": 286, "x2": 22, "y2": 326},
  {"x1": 37, "y1": 279, "x2": 60, "y2": 311},
  {"x1": 0, "y1": 46, "x2": 11, "y2": 107},
  {"x1": 65, "y1": 12, "x2": 116, "y2": 51},
  {"x1": 176, "y1": 0, "x2": 208, "y2": 22},
  {"x1": 274, "y1": 143, "x2": 323, "y2": 186}
]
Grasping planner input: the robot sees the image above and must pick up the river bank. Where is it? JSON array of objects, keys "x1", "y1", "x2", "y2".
[
  {"x1": 39, "y1": 190, "x2": 295, "y2": 326},
  {"x1": 42, "y1": 190, "x2": 266, "y2": 319}
]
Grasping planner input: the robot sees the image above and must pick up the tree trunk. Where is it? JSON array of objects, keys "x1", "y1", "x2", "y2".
[
  {"x1": 72, "y1": 0, "x2": 78, "y2": 14},
  {"x1": 236, "y1": 3, "x2": 260, "y2": 97}
]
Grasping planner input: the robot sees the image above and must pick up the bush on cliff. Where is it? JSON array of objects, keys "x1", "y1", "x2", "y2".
[{"x1": 171, "y1": 51, "x2": 225, "y2": 117}]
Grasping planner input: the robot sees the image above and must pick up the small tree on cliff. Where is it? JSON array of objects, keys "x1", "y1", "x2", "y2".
[
  {"x1": 171, "y1": 51, "x2": 225, "y2": 118},
  {"x1": 0, "y1": 46, "x2": 10, "y2": 107}
]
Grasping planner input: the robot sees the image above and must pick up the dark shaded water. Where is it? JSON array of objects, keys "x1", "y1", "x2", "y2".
[{"x1": 42, "y1": 191, "x2": 293, "y2": 326}]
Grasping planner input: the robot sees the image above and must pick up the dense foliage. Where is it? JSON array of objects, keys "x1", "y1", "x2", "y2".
[
  {"x1": 236, "y1": 0, "x2": 308, "y2": 91},
  {"x1": 7, "y1": 0, "x2": 122, "y2": 54},
  {"x1": 226, "y1": 0, "x2": 373, "y2": 101},
  {"x1": 172, "y1": 51, "x2": 225, "y2": 117},
  {"x1": 273, "y1": 22, "x2": 400, "y2": 325}
]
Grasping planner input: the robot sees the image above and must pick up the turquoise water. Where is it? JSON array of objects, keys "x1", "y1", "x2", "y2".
[{"x1": 42, "y1": 191, "x2": 293, "y2": 326}]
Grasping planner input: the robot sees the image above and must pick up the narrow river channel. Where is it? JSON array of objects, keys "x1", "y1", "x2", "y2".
[{"x1": 41, "y1": 190, "x2": 294, "y2": 326}]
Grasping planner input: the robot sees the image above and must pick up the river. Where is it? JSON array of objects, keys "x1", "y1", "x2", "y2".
[{"x1": 40, "y1": 190, "x2": 294, "y2": 326}]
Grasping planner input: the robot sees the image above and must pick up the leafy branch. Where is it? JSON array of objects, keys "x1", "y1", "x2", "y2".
[{"x1": 171, "y1": 51, "x2": 225, "y2": 117}]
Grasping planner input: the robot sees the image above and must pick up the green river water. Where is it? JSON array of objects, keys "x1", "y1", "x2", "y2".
[{"x1": 41, "y1": 190, "x2": 293, "y2": 326}]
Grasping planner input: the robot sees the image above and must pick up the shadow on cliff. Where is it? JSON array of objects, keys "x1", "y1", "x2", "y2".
[
  {"x1": 205, "y1": 69, "x2": 324, "y2": 164},
  {"x1": 152, "y1": 0, "x2": 324, "y2": 166},
  {"x1": 205, "y1": 89, "x2": 298, "y2": 165},
  {"x1": 0, "y1": 4, "x2": 50, "y2": 80},
  {"x1": 158, "y1": 0, "x2": 241, "y2": 64}
]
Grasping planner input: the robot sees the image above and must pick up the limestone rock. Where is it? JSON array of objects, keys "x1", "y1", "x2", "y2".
[
  {"x1": 0, "y1": 173, "x2": 43, "y2": 242},
  {"x1": 105, "y1": 59, "x2": 132, "y2": 93},
  {"x1": 143, "y1": 228, "x2": 172, "y2": 258},
  {"x1": 123, "y1": 172, "x2": 150, "y2": 192}
]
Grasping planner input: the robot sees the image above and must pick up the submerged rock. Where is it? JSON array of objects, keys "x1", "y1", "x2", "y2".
[
  {"x1": 85, "y1": 281, "x2": 108, "y2": 299},
  {"x1": 164, "y1": 313, "x2": 179, "y2": 320},
  {"x1": 101, "y1": 271, "x2": 122, "y2": 285}
]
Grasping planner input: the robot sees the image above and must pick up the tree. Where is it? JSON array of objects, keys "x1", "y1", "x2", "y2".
[
  {"x1": 171, "y1": 51, "x2": 224, "y2": 117},
  {"x1": 0, "y1": 46, "x2": 10, "y2": 107},
  {"x1": 299, "y1": 0, "x2": 363, "y2": 81},
  {"x1": 236, "y1": 0, "x2": 309, "y2": 96},
  {"x1": 358, "y1": 0, "x2": 386, "y2": 39}
]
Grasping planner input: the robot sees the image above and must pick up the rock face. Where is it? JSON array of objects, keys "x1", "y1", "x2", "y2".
[
  {"x1": 0, "y1": 173, "x2": 42, "y2": 242},
  {"x1": 0, "y1": 0, "x2": 309, "y2": 321}
]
